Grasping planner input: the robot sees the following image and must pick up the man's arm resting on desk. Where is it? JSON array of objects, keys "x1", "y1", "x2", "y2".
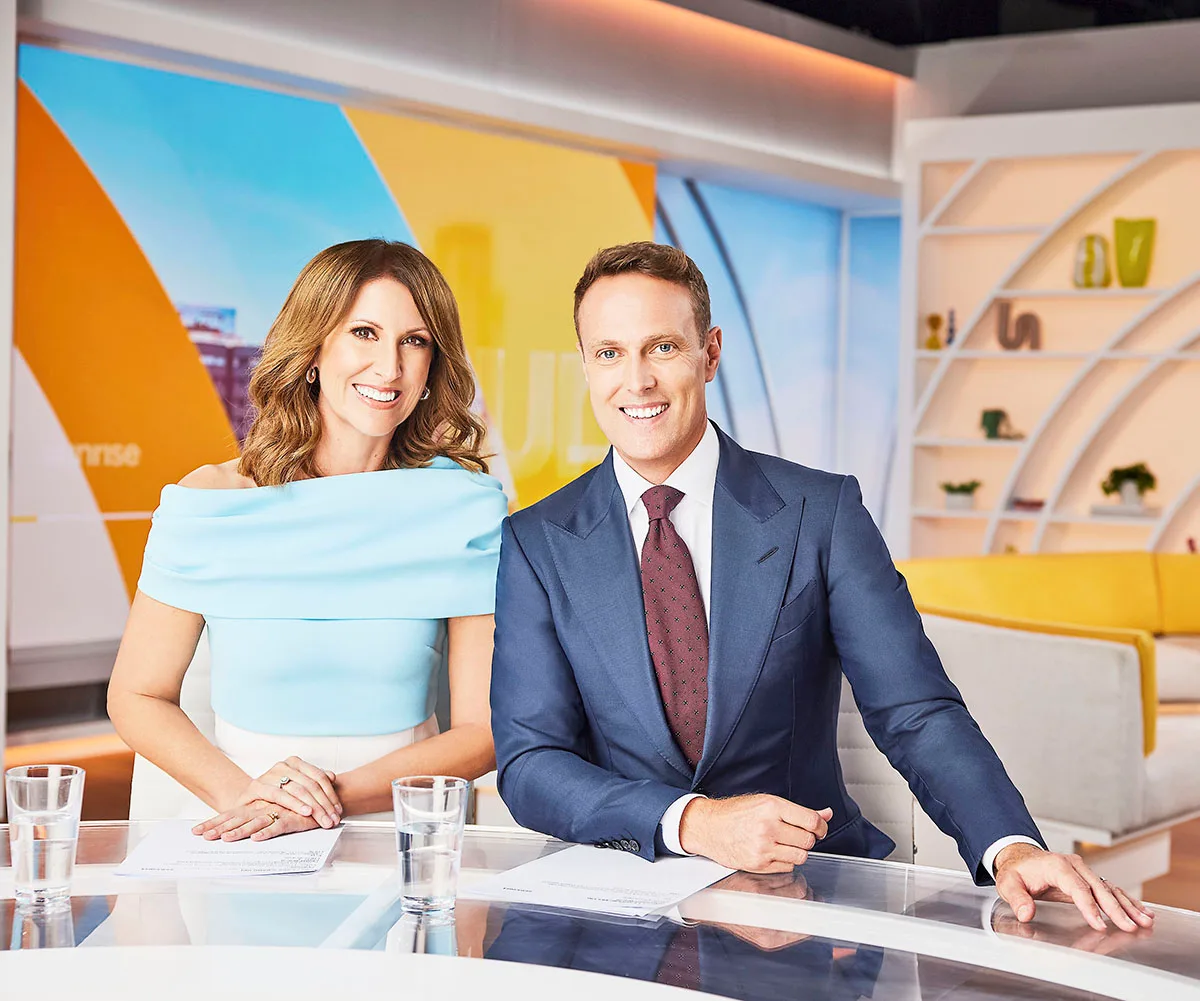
[
  {"x1": 826, "y1": 475, "x2": 1046, "y2": 880},
  {"x1": 826, "y1": 475, "x2": 1152, "y2": 931},
  {"x1": 491, "y1": 518, "x2": 682, "y2": 860}
]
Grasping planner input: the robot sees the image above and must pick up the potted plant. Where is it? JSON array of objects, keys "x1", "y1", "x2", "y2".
[
  {"x1": 1101, "y1": 463, "x2": 1156, "y2": 508},
  {"x1": 941, "y1": 480, "x2": 982, "y2": 511}
]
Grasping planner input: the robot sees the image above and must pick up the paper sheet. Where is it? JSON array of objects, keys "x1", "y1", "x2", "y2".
[
  {"x1": 462, "y1": 844, "x2": 733, "y2": 917},
  {"x1": 115, "y1": 820, "x2": 343, "y2": 878}
]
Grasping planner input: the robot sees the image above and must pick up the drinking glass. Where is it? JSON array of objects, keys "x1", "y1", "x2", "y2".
[
  {"x1": 5, "y1": 765, "x2": 86, "y2": 908},
  {"x1": 385, "y1": 909, "x2": 458, "y2": 955},
  {"x1": 392, "y1": 775, "x2": 468, "y2": 913},
  {"x1": 10, "y1": 902, "x2": 76, "y2": 949}
]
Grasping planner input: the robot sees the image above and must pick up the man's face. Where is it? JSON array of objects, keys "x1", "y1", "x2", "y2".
[{"x1": 576, "y1": 273, "x2": 721, "y2": 483}]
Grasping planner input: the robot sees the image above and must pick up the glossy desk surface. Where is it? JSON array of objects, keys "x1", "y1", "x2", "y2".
[{"x1": 2, "y1": 821, "x2": 1198, "y2": 1001}]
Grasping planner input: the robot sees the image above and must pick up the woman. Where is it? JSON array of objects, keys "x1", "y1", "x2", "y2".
[{"x1": 108, "y1": 239, "x2": 507, "y2": 841}]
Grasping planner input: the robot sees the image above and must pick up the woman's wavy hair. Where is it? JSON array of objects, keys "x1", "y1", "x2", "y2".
[{"x1": 239, "y1": 240, "x2": 488, "y2": 485}]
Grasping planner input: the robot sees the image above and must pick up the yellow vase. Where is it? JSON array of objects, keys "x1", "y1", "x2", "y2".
[{"x1": 1114, "y1": 218, "x2": 1156, "y2": 288}]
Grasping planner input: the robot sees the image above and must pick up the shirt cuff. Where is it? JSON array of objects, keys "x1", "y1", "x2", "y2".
[
  {"x1": 983, "y1": 836, "x2": 1042, "y2": 876},
  {"x1": 659, "y1": 794, "x2": 706, "y2": 856}
]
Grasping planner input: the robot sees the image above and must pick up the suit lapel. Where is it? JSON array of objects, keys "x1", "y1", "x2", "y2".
[
  {"x1": 695, "y1": 428, "x2": 804, "y2": 787},
  {"x1": 544, "y1": 453, "x2": 693, "y2": 781}
]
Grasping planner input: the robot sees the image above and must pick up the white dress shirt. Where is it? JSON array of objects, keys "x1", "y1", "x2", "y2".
[{"x1": 611, "y1": 423, "x2": 1037, "y2": 873}]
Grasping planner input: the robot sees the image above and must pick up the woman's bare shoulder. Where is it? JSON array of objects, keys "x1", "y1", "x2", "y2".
[{"x1": 177, "y1": 459, "x2": 257, "y2": 490}]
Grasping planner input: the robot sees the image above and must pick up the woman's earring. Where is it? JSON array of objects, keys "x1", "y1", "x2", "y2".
[
  {"x1": 306, "y1": 366, "x2": 318, "y2": 385},
  {"x1": 420, "y1": 387, "x2": 430, "y2": 401}
]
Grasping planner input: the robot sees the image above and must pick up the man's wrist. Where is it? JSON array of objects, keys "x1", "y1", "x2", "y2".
[
  {"x1": 993, "y1": 840, "x2": 1044, "y2": 874},
  {"x1": 677, "y1": 796, "x2": 711, "y2": 856},
  {"x1": 660, "y1": 794, "x2": 704, "y2": 855}
]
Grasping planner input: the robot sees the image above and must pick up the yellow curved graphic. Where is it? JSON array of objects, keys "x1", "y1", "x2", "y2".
[
  {"x1": 16, "y1": 83, "x2": 236, "y2": 597},
  {"x1": 346, "y1": 109, "x2": 653, "y2": 506}
]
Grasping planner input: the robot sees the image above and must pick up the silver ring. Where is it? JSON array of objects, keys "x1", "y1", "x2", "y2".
[{"x1": 279, "y1": 776, "x2": 291, "y2": 789}]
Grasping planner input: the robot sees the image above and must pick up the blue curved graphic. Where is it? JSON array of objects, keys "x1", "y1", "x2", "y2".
[
  {"x1": 656, "y1": 175, "x2": 779, "y2": 455},
  {"x1": 19, "y1": 45, "x2": 414, "y2": 347},
  {"x1": 657, "y1": 172, "x2": 898, "y2": 520},
  {"x1": 684, "y1": 180, "x2": 780, "y2": 454},
  {"x1": 655, "y1": 200, "x2": 735, "y2": 436}
]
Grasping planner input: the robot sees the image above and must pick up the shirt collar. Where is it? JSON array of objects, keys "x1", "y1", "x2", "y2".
[{"x1": 612, "y1": 421, "x2": 720, "y2": 515}]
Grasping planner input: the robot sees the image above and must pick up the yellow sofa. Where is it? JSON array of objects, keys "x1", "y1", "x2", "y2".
[{"x1": 897, "y1": 552, "x2": 1200, "y2": 755}]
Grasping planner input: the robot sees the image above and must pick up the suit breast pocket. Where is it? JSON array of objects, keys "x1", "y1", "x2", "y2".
[{"x1": 771, "y1": 578, "x2": 819, "y2": 642}]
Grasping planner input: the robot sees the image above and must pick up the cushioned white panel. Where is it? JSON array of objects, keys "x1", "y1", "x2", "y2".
[
  {"x1": 1155, "y1": 636, "x2": 1200, "y2": 703},
  {"x1": 838, "y1": 677, "x2": 914, "y2": 862},
  {"x1": 921, "y1": 615, "x2": 1146, "y2": 835},
  {"x1": 1142, "y1": 714, "x2": 1200, "y2": 826}
]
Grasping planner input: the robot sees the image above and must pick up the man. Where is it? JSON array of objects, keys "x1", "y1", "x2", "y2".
[
  {"x1": 490, "y1": 242, "x2": 1152, "y2": 932},
  {"x1": 487, "y1": 869, "x2": 884, "y2": 1001}
]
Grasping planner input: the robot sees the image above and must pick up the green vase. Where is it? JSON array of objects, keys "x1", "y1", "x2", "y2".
[
  {"x1": 1114, "y1": 218, "x2": 1156, "y2": 288},
  {"x1": 980, "y1": 409, "x2": 1005, "y2": 439}
]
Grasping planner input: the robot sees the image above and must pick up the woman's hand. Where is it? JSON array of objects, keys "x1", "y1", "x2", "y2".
[
  {"x1": 192, "y1": 800, "x2": 321, "y2": 842},
  {"x1": 235, "y1": 756, "x2": 342, "y2": 829}
]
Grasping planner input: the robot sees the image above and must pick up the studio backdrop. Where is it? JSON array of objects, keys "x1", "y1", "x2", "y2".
[{"x1": 13, "y1": 44, "x2": 898, "y2": 692}]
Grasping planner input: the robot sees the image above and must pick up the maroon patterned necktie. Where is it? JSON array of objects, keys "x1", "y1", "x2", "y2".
[
  {"x1": 655, "y1": 924, "x2": 701, "y2": 990},
  {"x1": 640, "y1": 485, "x2": 708, "y2": 769}
]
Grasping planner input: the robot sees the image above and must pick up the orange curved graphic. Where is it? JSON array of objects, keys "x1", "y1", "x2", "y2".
[
  {"x1": 620, "y1": 160, "x2": 657, "y2": 228},
  {"x1": 16, "y1": 83, "x2": 236, "y2": 597}
]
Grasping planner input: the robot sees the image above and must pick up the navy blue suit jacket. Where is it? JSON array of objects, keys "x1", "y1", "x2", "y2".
[
  {"x1": 487, "y1": 908, "x2": 884, "y2": 1001},
  {"x1": 491, "y1": 425, "x2": 1043, "y2": 882}
]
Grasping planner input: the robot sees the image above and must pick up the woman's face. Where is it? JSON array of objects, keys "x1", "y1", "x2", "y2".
[{"x1": 313, "y1": 277, "x2": 435, "y2": 444}]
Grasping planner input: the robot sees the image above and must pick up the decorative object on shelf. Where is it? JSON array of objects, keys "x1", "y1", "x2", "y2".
[
  {"x1": 980, "y1": 408, "x2": 1025, "y2": 440},
  {"x1": 996, "y1": 301, "x2": 1042, "y2": 351},
  {"x1": 923, "y1": 313, "x2": 944, "y2": 350},
  {"x1": 1072, "y1": 234, "x2": 1112, "y2": 288},
  {"x1": 945, "y1": 308, "x2": 957, "y2": 346},
  {"x1": 1189, "y1": 537, "x2": 1197, "y2": 554},
  {"x1": 1101, "y1": 462, "x2": 1157, "y2": 508},
  {"x1": 1009, "y1": 497, "x2": 1045, "y2": 512},
  {"x1": 941, "y1": 480, "x2": 981, "y2": 511},
  {"x1": 1113, "y1": 218, "x2": 1156, "y2": 288},
  {"x1": 1091, "y1": 462, "x2": 1160, "y2": 518},
  {"x1": 1003, "y1": 544, "x2": 1019, "y2": 554}
]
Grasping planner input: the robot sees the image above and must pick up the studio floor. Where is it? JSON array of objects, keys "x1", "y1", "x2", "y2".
[{"x1": 4, "y1": 733, "x2": 1198, "y2": 913}]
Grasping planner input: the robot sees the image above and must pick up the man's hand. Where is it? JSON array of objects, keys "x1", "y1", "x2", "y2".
[
  {"x1": 679, "y1": 794, "x2": 832, "y2": 872},
  {"x1": 708, "y1": 869, "x2": 813, "y2": 951},
  {"x1": 994, "y1": 843, "x2": 1155, "y2": 933},
  {"x1": 992, "y1": 909, "x2": 1153, "y2": 957}
]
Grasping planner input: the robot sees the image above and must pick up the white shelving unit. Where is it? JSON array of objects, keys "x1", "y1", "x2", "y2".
[
  {"x1": 913, "y1": 437, "x2": 1024, "y2": 448},
  {"x1": 895, "y1": 106, "x2": 1200, "y2": 557},
  {"x1": 924, "y1": 225, "x2": 1047, "y2": 237}
]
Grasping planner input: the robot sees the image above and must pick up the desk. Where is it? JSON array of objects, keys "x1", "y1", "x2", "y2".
[{"x1": 2, "y1": 821, "x2": 1198, "y2": 1000}]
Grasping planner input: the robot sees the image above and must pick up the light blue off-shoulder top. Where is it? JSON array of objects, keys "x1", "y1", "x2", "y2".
[{"x1": 137, "y1": 458, "x2": 506, "y2": 737}]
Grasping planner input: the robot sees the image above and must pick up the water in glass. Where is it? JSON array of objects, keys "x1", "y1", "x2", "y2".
[
  {"x1": 6, "y1": 764, "x2": 85, "y2": 908},
  {"x1": 392, "y1": 775, "x2": 468, "y2": 914},
  {"x1": 396, "y1": 821, "x2": 463, "y2": 912}
]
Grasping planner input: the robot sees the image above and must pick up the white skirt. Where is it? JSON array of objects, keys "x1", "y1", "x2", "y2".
[{"x1": 164, "y1": 715, "x2": 440, "y2": 821}]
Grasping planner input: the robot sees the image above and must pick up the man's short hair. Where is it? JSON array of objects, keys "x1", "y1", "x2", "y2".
[{"x1": 573, "y1": 241, "x2": 711, "y2": 343}]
